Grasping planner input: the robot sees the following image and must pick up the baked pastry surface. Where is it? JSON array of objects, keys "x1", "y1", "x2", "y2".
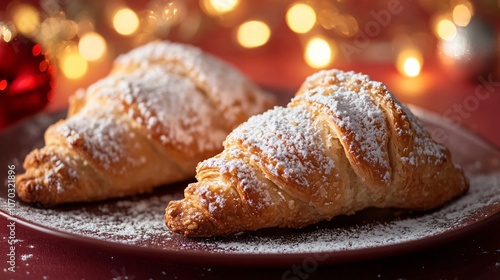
[
  {"x1": 165, "y1": 69, "x2": 469, "y2": 237},
  {"x1": 16, "y1": 41, "x2": 276, "y2": 206}
]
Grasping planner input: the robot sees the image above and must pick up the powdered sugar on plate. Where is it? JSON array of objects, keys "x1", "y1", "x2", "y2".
[
  {"x1": 206, "y1": 173, "x2": 500, "y2": 253},
  {"x1": 0, "y1": 171, "x2": 498, "y2": 254}
]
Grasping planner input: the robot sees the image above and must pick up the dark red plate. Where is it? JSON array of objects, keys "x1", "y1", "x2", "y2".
[{"x1": 1, "y1": 106, "x2": 499, "y2": 267}]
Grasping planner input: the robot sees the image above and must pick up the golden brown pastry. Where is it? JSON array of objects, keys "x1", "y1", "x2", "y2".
[
  {"x1": 165, "y1": 69, "x2": 469, "y2": 237},
  {"x1": 16, "y1": 41, "x2": 276, "y2": 206}
]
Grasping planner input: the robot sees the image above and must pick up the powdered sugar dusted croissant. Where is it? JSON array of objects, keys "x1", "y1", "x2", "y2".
[
  {"x1": 16, "y1": 41, "x2": 276, "y2": 206},
  {"x1": 165, "y1": 69, "x2": 468, "y2": 237}
]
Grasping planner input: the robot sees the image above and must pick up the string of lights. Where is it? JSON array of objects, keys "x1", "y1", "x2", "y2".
[{"x1": 0, "y1": 0, "x2": 490, "y2": 81}]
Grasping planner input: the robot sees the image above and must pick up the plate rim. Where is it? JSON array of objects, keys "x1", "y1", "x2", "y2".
[{"x1": 1, "y1": 208, "x2": 499, "y2": 267}]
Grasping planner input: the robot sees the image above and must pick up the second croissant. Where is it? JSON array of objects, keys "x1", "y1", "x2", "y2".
[{"x1": 15, "y1": 41, "x2": 276, "y2": 206}]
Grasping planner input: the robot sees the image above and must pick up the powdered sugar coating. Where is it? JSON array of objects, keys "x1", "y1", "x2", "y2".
[
  {"x1": 198, "y1": 185, "x2": 227, "y2": 214},
  {"x1": 113, "y1": 41, "x2": 272, "y2": 125},
  {"x1": 55, "y1": 106, "x2": 139, "y2": 173},
  {"x1": 300, "y1": 69, "x2": 447, "y2": 169},
  {"x1": 199, "y1": 148, "x2": 272, "y2": 211},
  {"x1": 399, "y1": 105, "x2": 449, "y2": 166},
  {"x1": 52, "y1": 41, "x2": 272, "y2": 173},
  {"x1": 297, "y1": 85, "x2": 390, "y2": 183},
  {"x1": 79, "y1": 65, "x2": 226, "y2": 157},
  {"x1": 227, "y1": 105, "x2": 336, "y2": 192}
]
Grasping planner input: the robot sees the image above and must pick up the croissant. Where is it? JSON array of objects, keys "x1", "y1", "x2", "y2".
[
  {"x1": 165, "y1": 69, "x2": 469, "y2": 237},
  {"x1": 15, "y1": 41, "x2": 276, "y2": 206}
]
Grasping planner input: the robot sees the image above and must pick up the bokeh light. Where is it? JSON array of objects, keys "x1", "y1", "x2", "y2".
[
  {"x1": 78, "y1": 32, "x2": 107, "y2": 61},
  {"x1": 61, "y1": 52, "x2": 88, "y2": 79},
  {"x1": 452, "y1": 4, "x2": 472, "y2": 27},
  {"x1": 286, "y1": 3, "x2": 316, "y2": 34},
  {"x1": 1, "y1": 25, "x2": 13, "y2": 42},
  {"x1": 113, "y1": 8, "x2": 140, "y2": 35},
  {"x1": 332, "y1": 14, "x2": 359, "y2": 37},
  {"x1": 11, "y1": 4, "x2": 40, "y2": 35},
  {"x1": 436, "y1": 19, "x2": 457, "y2": 41},
  {"x1": 402, "y1": 58, "x2": 421, "y2": 77},
  {"x1": 0, "y1": 79, "x2": 7, "y2": 91},
  {"x1": 32, "y1": 44, "x2": 42, "y2": 56},
  {"x1": 305, "y1": 37, "x2": 333, "y2": 68},
  {"x1": 317, "y1": 4, "x2": 339, "y2": 30},
  {"x1": 236, "y1": 20, "x2": 271, "y2": 48},
  {"x1": 202, "y1": 0, "x2": 239, "y2": 15},
  {"x1": 396, "y1": 48, "x2": 423, "y2": 77}
]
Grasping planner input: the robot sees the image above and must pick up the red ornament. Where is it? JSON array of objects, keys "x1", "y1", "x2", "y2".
[{"x1": 0, "y1": 35, "x2": 54, "y2": 128}]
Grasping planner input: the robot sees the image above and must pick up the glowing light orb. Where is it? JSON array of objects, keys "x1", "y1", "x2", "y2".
[
  {"x1": 78, "y1": 32, "x2": 107, "y2": 61},
  {"x1": 286, "y1": 3, "x2": 316, "y2": 34},
  {"x1": 12, "y1": 4, "x2": 40, "y2": 35},
  {"x1": 236, "y1": 20, "x2": 271, "y2": 48},
  {"x1": 305, "y1": 37, "x2": 333, "y2": 68},
  {"x1": 61, "y1": 52, "x2": 88, "y2": 79},
  {"x1": 113, "y1": 8, "x2": 139, "y2": 36},
  {"x1": 397, "y1": 48, "x2": 423, "y2": 77},
  {"x1": 436, "y1": 19, "x2": 457, "y2": 41}
]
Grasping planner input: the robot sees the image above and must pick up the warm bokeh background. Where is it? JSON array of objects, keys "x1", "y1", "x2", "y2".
[
  {"x1": 1, "y1": 0, "x2": 499, "y2": 146},
  {"x1": 1, "y1": 2, "x2": 499, "y2": 278}
]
